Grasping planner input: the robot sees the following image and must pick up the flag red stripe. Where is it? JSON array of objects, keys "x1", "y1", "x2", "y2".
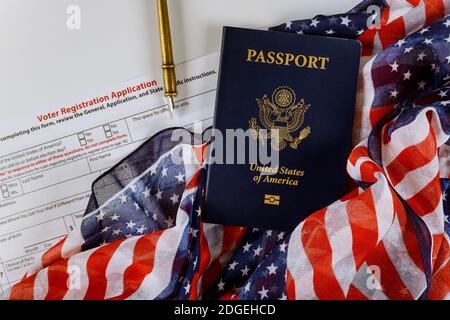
[
  {"x1": 83, "y1": 239, "x2": 126, "y2": 300},
  {"x1": 111, "y1": 232, "x2": 162, "y2": 300},
  {"x1": 41, "y1": 237, "x2": 66, "y2": 269},
  {"x1": 45, "y1": 259, "x2": 69, "y2": 300},
  {"x1": 9, "y1": 273, "x2": 38, "y2": 300},
  {"x1": 366, "y1": 242, "x2": 414, "y2": 299},
  {"x1": 286, "y1": 270, "x2": 295, "y2": 300},
  {"x1": 386, "y1": 129, "x2": 436, "y2": 186},
  {"x1": 346, "y1": 189, "x2": 378, "y2": 269},
  {"x1": 406, "y1": 173, "x2": 441, "y2": 216},
  {"x1": 301, "y1": 208, "x2": 345, "y2": 299},
  {"x1": 424, "y1": 0, "x2": 446, "y2": 25}
]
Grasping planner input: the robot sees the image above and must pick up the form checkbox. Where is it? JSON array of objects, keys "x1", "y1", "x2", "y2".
[
  {"x1": 78, "y1": 132, "x2": 87, "y2": 146},
  {"x1": 103, "y1": 124, "x2": 113, "y2": 138},
  {"x1": 0, "y1": 185, "x2": 7, "y2": 192}
]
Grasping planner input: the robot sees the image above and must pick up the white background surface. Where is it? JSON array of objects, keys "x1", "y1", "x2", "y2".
[{"x1": 0, "y1": 0, "x2": 361, "y2": 119}]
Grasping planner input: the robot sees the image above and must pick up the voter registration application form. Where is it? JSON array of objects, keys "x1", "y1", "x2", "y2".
[{"x1": 0, "y1": 53, "x2": 218, "y2": 292}]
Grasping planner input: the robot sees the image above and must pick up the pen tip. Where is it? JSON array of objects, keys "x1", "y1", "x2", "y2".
[{"x1": 167, "y1": 97, "x2": 174, "y2": 119}]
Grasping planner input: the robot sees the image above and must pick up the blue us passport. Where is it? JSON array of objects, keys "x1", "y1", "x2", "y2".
[{"x1": 203, "y1": 27, "x2": 361, "y2": 231}]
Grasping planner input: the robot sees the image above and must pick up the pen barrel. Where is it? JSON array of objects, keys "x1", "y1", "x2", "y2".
[{"x1": 157, "y1": 0, "x2": 177, "y2": 97}]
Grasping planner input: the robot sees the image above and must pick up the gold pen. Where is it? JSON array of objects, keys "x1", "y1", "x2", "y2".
[{"x1": 157, "y1": 0, "x2": 177, "y2": 118}]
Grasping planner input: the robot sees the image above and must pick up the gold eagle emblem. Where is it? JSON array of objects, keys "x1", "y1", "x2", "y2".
[{"x1": 249, "y1": 86, "x2": 311, "y2": 151}]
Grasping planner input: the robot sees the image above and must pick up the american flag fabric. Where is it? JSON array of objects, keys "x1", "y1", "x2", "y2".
[{"x1": 3, "y1": 0, "x2": 450, "y2": 300}]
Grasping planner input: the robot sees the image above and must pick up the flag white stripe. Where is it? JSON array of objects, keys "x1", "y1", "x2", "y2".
[
  {"x1": 126, "y1": 210, "x2": 189, "y2": 299},
  {"x1": 372, "y1": 173, "x2": 395, "y2": 243},
  {"x1": 325, "y1": 203, "x2": 356, "y2": 295},
  {"x1": 33, "y1": 268, "x2": 48, "y2": 300},
  {"x1": 402, "y1": 1, "x2": 426, "y2": 34},
  {"x1": 383, "y1": 215, "x2": 427, "y2": 298},
  {"x1": 382, "y1": 112, "x2": 430, "y2": 167},
  {"x1": 287, "y1": 224, "x2": 317, "y2": 300},
  {"x1": 104, "y1": 237, "x2": 139, "y2": 299},
  {"x1": 393, "y1": 157, "x2": 439, "y2": 200}
]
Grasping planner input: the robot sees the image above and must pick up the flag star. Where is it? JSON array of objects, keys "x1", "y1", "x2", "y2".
[
  {"x1": 444, "y1": 215, "x2": 449, "y2": 224},
  {"x1": 441, "y1": 101, "x2": 450, "y2": 106},
  {"x1": 403, "y1": 70, "x2": 412, "y2": 80},
  {"x1": 404, "y1": 47, "x2": 413, "y2": 53},
  {"x1": 175, "y1": 172, "x2": 185, "y2": 183},
  {"x1": 142, "y1": 187, "x2": 151, "y2": 199},
  {"x1": 357, "y1": 29, "x2": 364, "y2": 35},
  {"x1": 446, "y1": 55, "x2": 450, "y2": 64},
  {"x1": 422, "y1": 38, "x2": 433, "y2": 45},
  {"x1": 445, "y1": 74, "x2": 450, "y2": 81},
  {"x1": 253, "y1": 245, "x2": 263, "y2": 257},
  {"x1": 228, "y1": 260, "x2": 239, "y2": 271},
  {"x1": 184, "y1": 281, "x2": 191, "y2": 294},
  {"x1": 279, "y1": 293, "x2": 287, "y2": 300},
  {"x1": 101, "y1": 226, "x2": 110, "y2": 233},
  {"x1": 126, "y1": 220, "x2": 136, "y2": 229},
  {"x1": 170, "y1": 193, "x2": 179, "y2": 205},
  {"x1": 240, "y1": 265, "x2": 251, "y2": 276},
  {"x1": 419, "y1": 27, "x2": 429, "y2": 35},
  {"x1": 277, "y1": 232, "x2": 285, "y2": 241},
  {"x1": 110, "y1": 213, "x2": 119, "y2": 221},
  {"x1": 325, "y1": 29, "x2": 335, "y2": 35},
  {"x1": 112, "y1": 228, "x2": 121, "y2": 236},
  {"x1": 279, "y1": 242, "x2": 288, "y2": 252},
  {"x1": 310, "y1": 18, "x2": 319, "y2": 27},
  {"x1": 444, "y1": 191, "x2": 448, "y2": 200},
  {"x1": 296, "y1": 30, "x2": 304, "y2": 35},
  {"x1": 136, "y1": 225, "x2": 146, "y2": 234},
  {"x1": 189, "y1": 228, "x2": 198, "y2": 238},
  {"x1": 161, "y1": 166, "x2": 168, "y2": 177},
  {"x1": 196, "y1": 208, "x2": 201, "y2": 217},
  {"x1": 95, "y1": 210, "x2": 106, "y2": 221},
  {"x1": 119, "y1": 194, "x2": 127, "y2": 204},
  {"x1": 252, "y1": 228, "x2": 259, "y2": 233},
  {"x1": 266, "y1": 230, "x2": 273, "y2": 237},
  {"x1": 390, "y1": 89, "x2": 399, "y2": 98},
  {"x1": 340, "y1": 16, "x2": 351, "y2": 27},
  {"x1": 396, "y1": 39, "x2": 406, "y2": 47},
  {"x1": 267, "y1": 263, "x2": 278, "y2": 275},
  {"x1": 244, "y1": 281, "x2": 251, "y2": 293},
  {"x1": 328, "y1": 16, "x2": 338, "y2": 24},
  {"x1": 389, "y1": 60, "x2": 399, "y2": 72},
  {"x1": 165, "y1": 216, "x2": 175, "y2": 228},
  {"x1": 446, "y1": 34, "x2": 450, "y2": 43},
  {"x1": 258, "y1": 286, "x2": 269, "y2": 299},
  {"x1": 152, "y1": 212, "x2": 158, "y2": 220},
  {"x1": 133, "y1": 201, "x2": 140, "y2": 211},
  {"x1": 444, "y1": 19, "x2": 450, "y2": 27},
  {"x1": 149, "y1": 165, "x2": 157, "y2": 175},
  {"x1": 125, "y1": 233, "x2": 133, "y2": 238},
  {"x1": 418, "y1": 81, "x2": 426, "y2": 90},
  {"x1": 439, "y1": 90, "x2": 447, "y2": 98},
  {"x1": 155, "y1": 189, "x2": 163, "y2": 201},
  {"x1": 242, "y1": 242, "x2": 252, "y2": 253},
  {"x1": 217, "y1": 279, "x2": 225, "y2": 291},
  {"x1": 417, "y1": 52, "x2": 427, "y2": 61},
  {"x1": 285, "y1": 21, "x2": 292, "y2": 30}
]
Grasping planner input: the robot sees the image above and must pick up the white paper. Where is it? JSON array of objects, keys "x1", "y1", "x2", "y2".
[{"x1": 0, "y1": 53, "x2": 219, "y2": 291}]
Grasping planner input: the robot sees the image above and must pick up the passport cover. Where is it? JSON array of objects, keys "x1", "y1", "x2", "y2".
[{"x1": 203, "y1": 27, "x2": 361, "y2": 231}]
